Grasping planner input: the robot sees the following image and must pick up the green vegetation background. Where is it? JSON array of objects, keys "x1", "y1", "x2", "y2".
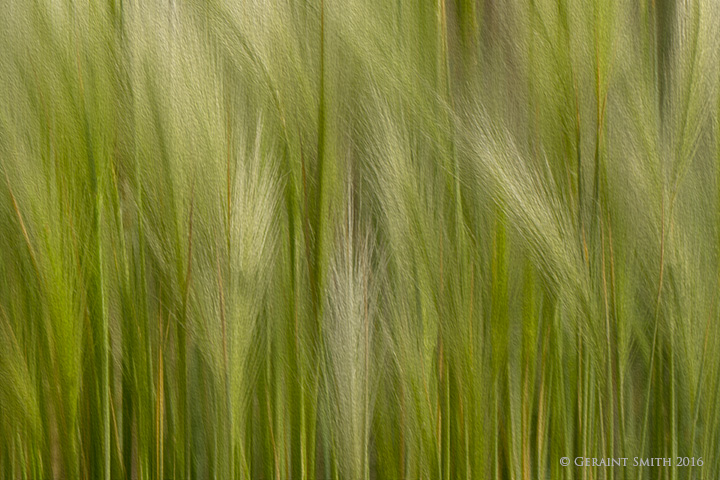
[{"x1": 1, "y1": 0, "x2": 719, "y2": 478}]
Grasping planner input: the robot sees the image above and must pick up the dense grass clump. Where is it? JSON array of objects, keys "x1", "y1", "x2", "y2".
[{"x1": 1, "y1": 0, "x2": 719, "y2": 478}]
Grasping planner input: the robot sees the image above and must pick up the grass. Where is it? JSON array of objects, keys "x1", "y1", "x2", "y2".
[{"x1": 1, "y1": 0, "x2": 720, "y2": 478}]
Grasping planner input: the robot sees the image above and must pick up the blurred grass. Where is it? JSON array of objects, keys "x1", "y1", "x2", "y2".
[{"x1": 1, "y1": 0, "x2": 720, "y2": 479}]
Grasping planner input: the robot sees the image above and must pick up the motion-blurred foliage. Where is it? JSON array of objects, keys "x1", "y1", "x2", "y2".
[{"x1": 1, "y1": 0, "x2": 719, "y2": 478}]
